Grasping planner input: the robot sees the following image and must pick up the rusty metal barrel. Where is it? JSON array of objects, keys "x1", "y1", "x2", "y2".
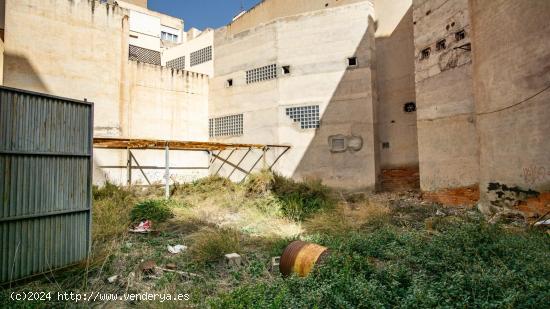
[{"x1": 279, "y1": 241, "x2": 329, "y2": 277}]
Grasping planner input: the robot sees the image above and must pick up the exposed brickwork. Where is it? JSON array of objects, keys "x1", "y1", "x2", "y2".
[
  {"x1": 422, "y1": 185, "x2": 480, "y2": 207},
  {"x1": 381, "y1": 167, "x2": 420, "y2": 192}
]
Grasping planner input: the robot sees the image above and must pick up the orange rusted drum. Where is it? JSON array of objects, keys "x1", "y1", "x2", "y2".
[{"x1": 279, "y1": 241, "x2": 329, "y2": 277}]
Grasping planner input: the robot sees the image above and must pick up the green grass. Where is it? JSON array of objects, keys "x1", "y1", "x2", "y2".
[
  {"x1": 130, "y1": 199, "x2": 175, "y2": 224},
  {"x1": 2, "y1": 173, "x2": 549, "y2": 308},
  {"x1": 211, "y1": 222, "x2": 550, "y2": 308}
]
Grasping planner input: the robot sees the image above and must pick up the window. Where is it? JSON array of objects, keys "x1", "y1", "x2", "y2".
[
  {"x1": 348, "y1": 57, "x2": 358, "y2": 67},
  {"x1": 190, "y1": 46, "x2": 213, "y2": 66},
  {"x1": 209, "y1": 114, "x2": 243, "y2": 137},
  {"x1": 420, "y1": 47, "x2": 431, "y2": 60},
  {"x1": 455, "y1": 30, "x2": 466, "y2": 41},
  {"x1": 226, "y1": 79, "x2": 233, "y2": 88},
  {"x1": 246, "y1": 64, "x2": 277, "y2": 84},
  {"x1": 161, "y1": 31, "x2": 178, "y2": 43},
  {"x1": 166, "y1": 56, "x2": 185, "y2": 70},
  {"x1": 436, "y1": 39, "x2": 446, "y2": 51},
  {"x1": 281, "y1": 66, "x2": 291, "y2": 75},
  {"x1": 382, "y1": 142, "x2": 390, "y2": 149},
  {"x1": 285, "y1": 105, "x2": 320, "y2": 129}
]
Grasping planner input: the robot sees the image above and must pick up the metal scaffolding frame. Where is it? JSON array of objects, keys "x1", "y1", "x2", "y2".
[{"x1": 93, "y1": 137, "x2": 291, "y2": 198}]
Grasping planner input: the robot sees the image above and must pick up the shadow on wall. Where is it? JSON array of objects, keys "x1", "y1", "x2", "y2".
[
  {"x1": 374, "y1": 6, "x2": 420, "y2": 192},
  {"x1": 291, "y1": 17, "x2": 379, "y2": 192},
  {"x1": 2, "y1": 53, "x2": 113, "y2": 186},
  {"x1": 3, "y1": 53, "x2": 48, "y2": 93}
]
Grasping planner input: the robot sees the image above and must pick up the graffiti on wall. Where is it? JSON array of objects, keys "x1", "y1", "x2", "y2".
[{"x1": 523, "y1": 166, "x2": 550, "y2": 185}]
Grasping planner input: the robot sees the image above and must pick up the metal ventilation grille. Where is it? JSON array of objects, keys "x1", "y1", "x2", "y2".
[
  {"x1": 209, "y1": 114, "x2": 243, "y2": 137},
  {"x1": 286, "y1": 105, "x2": 320, "y2": 129},
  {"x1": 190, "y1": 46, "x2": 212, "y2": 67},
  {"x1": 129, "y1": 45, "x2": 161, "y2": 66},
  {"x1": 246, "y1": 64, "x2": 277, "y2": 84},
  {"x1": 166, "y1": 56, "x2": 185, "y2": 70}
]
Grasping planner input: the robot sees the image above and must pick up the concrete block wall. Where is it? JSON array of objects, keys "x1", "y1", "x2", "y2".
[
  {"x1": 210, "y1": 1, "x2": 378, "y2": 190},
  {"x1": 412, "y1": 0, "x2": 479, "y2": 198},
  {"x1": 470, "y1": 0, "x2": 550, "y2": 217}
]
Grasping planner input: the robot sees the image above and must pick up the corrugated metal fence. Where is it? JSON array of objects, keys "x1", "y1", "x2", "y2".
[{"x1": 0, "y1": 86, "x2": 93, "y2": 283}]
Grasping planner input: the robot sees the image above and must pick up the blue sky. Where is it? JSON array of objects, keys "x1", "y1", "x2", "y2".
[{"x1": 148, "y1": 0, "x2": 263, "y2": 30}]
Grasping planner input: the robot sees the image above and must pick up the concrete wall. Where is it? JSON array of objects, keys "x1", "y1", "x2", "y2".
[
  {"x1": 4, "y1": 0, "x2": 127, "y2": 135},
  {"x1": 227, "y1": 0, "x2": 366, "y2": 35},
  {"x1": 470, "y1": 0, "x2": 550, "y2": 216},
  {"x1": 4, "y1": 0, "x2": 209, "y2": 186},
  {"x1": 0, "y1": 37, "x2": 3, "y2": 84},
  {"x1": 413, "y1": 0, "x2": 479, "y2": 197},
  {"x1": 123, "y1": 0, "x2": 147, "y2": 8},
  {"x1": 210, "y1": 1, "x2": 378, "y2": 190},
  {"x1": 162, "y1": 29, "x2": 214, "y2": 76},
  {"x1": 374, "y1": 0, "x2": 419, "y2": 191}
]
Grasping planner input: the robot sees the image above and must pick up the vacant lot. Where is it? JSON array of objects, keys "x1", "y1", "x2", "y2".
[{"x1": 1, "y1": 172, "x2": 549, "y2": 308}]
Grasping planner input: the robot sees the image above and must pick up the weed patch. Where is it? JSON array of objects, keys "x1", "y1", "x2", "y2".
[{"x1": 130, "y1": 199, "x2": 175, "y2": 224}]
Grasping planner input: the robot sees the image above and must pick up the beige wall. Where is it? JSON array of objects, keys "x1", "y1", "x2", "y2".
[
  {"x1": 4, "y1": 0, "x2": 209, "y2": 186},
  {"x1": 211, "y1": 1, "x2": 378, "y2": 190},
  {"x1": 162, "y1": 29, "x2": 214, "y2": 76},
  {"x1": 470, "y1": 0, "x2": 550, "y2": 214},
  {"x1": 227, "y1": 0, "x2": 366, "y2": 35},
  {"x1": 124, "y1": 0, "x2": 147, "y2": 8},
  {"x1": 4, "y1": 0, "x2": 126, "y2": 136},
  {"x1": 413, "y1": 0, "x2": 478, "y2": 192},
  {"x1": 0, "y1": 37, "x2": 3, "y2": 85},
  {"x1": 374, "y1": 0, "x2": 418, "y2": 170}
]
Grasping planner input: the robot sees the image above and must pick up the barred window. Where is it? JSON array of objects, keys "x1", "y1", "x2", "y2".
[
  {"x1": 190, "y1": 46, "x2": 212, "y2": 66},
  {"x1": 209, "y1": 114, "x2": 243, "y2": 137},
  {"x1": 246, "y1": 64, "x2": 277, "y2": 84},
  {"x1": 285, "y1": 105, "x2": 320, "y2": 129},
  {"x1": 129, "y1": 45, "x2": 161, "y2": 66},
  {"x1": 166, "y1": 56, "x2": 185, "y2": 70}
]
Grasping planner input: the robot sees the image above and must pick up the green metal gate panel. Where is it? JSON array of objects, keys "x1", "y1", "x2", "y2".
[{"x1": 0, "y1": 86, "x2": 93, "y2": 283}]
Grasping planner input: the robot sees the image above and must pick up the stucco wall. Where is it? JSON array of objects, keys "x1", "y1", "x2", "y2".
[
  {"x1": 470, "y1": 0, "x2": 550, "y2": 215},
  {"x1": 227, "y1": 0, "x2": 366, "y2": 35},
  {"x1": 162, "y1": 29, "x2": 214, "y2": 76},
  {"x1": 123, "y1": 0, "x2": 147, "y2": 8},
  {"x1": 0, "y1": 38, "x2": 3, "y2": 85},
  {"x1": 4, "y1": 0, "x2": 126, "y2": 136},
  {"x1": 211, "y1": 1, "x2": 378, "y2": 190},
  {"x1": 374, "y1": 0, "x2": 418, "y2": 169},
  {"x1": 4, "y1": 0, "x2": 209, "y2": 186},
  {"x1": 413, "y1": 0, "x2": 478, "y2": 193}
]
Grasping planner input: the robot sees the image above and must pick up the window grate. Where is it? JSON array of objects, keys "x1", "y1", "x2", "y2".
[
  {"x1": 246, "y1": 64, "x2": 277, "y2": 84},
  {"x1": 190, "y1": 46, "x2": 212, "y2": 67},
  {"x1": 166, "y1": 56, "x2": 185, "y2": 70},
  {"x1": 285, "y1": 105, "x2": 320, "y2": 129},
  {"x1": 209, "y1": 114, "x2": 243, "y2": 137},
  {"x1": 129, "y1": 45, "x2": 161, "y2": 66}
]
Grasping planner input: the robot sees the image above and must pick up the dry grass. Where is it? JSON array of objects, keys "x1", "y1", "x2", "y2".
[
  {"x1": 187, "y1": 227, "x2": 242, "y2": 264},
  {"x1": 304, "y1": 199, "x2": 391, "y2": 235}
]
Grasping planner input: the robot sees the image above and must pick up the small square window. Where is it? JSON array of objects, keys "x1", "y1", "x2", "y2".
[
  {"x1": 282, "y1": 66, "x2": 291, "y2": 75},
  {"x1": 455, "y1": 30, "x2": 466, "y2": 41},
  {"x1": 347, "y1": 57, "x2": 358, "y2": 67},
  {"x1": 420, "y1": 47, "x2": 431, "y2": 60},
  {"x1": 382, "y1": 142, "x2": 390, "y2": 149},
  {"x1": 436, "y1": 39, "x2": 446, "y2": 51},
  {"x1": 226, "y1": 79, "x2": 233, "y2": 87}
]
